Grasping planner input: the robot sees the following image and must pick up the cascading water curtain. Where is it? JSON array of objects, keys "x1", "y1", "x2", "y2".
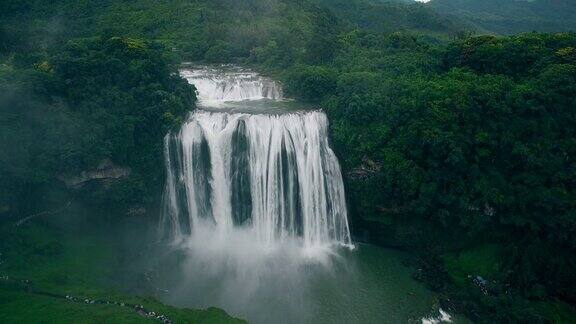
[{"x1": 160, "y1": 67, "x2": 352, "y2": 249}]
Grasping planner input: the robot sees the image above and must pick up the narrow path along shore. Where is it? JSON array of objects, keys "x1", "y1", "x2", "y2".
[{"x1": 0, "y1": 274, "x2": 172, "y2": 323}]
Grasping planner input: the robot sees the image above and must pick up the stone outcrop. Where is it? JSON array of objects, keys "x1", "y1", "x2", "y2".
[
  {"x1": 59, "y1": 159, "x2": 131, "y2": 188},
  {"x1": 348, "y1": 158, "x2": 381, "y2": 180}
]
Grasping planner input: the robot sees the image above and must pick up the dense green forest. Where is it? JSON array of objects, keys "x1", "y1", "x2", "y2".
[
  {"x1": 281, "y1": 31, "x2": 576, "y2": 322},
  {"x1": 2, "y1": 0, "x2": 576, "y2": 323},
  {"x1": 428, "y1": 0, "x2": 576, "y2": 35},
  {"x1": 0, "y1": 1, "x2": 455, "y2": 214},
  {"x1": 0, "y1": 36, "x2": 194, "y2": 217},
  {"x1": 314, "y1": 0, "x2": 460, "y2": 35},
  {"x1": 0, "y1": 0, "x2": 463, "y2": 63}
]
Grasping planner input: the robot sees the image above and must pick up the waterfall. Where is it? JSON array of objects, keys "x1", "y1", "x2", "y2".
[
  {"x1": 180, "y1": 66, "x2": 283, "y2": 106},
  {"x1": 161, "y1": 66, "x2": 352, "y2": 250}
]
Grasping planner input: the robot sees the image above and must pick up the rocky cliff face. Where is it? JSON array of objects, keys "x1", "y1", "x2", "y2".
[
  {"x1": 347, "y1": 158, "x2": 381, "y2": 180},
  {"x1": 59, "y1": 159, "x2": 131, "y2": 189}
]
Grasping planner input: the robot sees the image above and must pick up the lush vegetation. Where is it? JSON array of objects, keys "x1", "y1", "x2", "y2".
[
  {"x1": 2, "y1": 0, "x2": 576, "y2": 323},
  {"x1": 0, "y1": 0, "x2": 461, "y2": 217},
  {"x1": 0, "y1": 197, "x2": 244, "y2": 323},
  {"x1": 0, "y1": 0, "x2": 462, "y2": 64},
  {"x1": 279, "y1": 31, "x2": 576, "y2": 323},
  {"x1": 429, "y1": 0, "x2": 576, "y2": 35},
  {"x1": 0, "y1": 35, "x2": 194, "y2": 218},
  {"x1": 0, "y1": 26, "x2": 203, "y2": 321},
  {"x1": 314, "y1": 0, "x2": 459, "y2": 35}
]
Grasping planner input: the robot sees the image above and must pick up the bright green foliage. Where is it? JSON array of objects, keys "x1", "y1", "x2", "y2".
[{"x1": 285, "y1": 65, "x2": 338, "y2": 102}]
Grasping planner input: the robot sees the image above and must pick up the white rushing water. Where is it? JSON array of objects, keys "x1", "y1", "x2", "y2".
[
  {"x1": 161, "y1": 65, "x2": 352, "y2": 251},
  {"x1": 153, "y1": 66, "x2": 462, "y2": 324},
  {"x1": 179, "y1": 66, "x2": 283, "y2": 107},
  {"x1": 421, "y1": 309, "x2": 453, "y2": 324}
]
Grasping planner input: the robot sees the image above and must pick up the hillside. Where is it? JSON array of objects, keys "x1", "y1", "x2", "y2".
[
  {"x1": 2, "y1": 0, "x2": 576, "y2": 323},
  {"x1": 281, "y1": 30, "x2": 576, "y2": 323},
  {"x1": 1, "y1": 0, "x2": 465, "y2": 64},
  {"x1": 313, "y1": 0, "x2": 460, "y2": 35},
  {"x1": 428, "y1": 0, "x2": 576, "y2": 34}
]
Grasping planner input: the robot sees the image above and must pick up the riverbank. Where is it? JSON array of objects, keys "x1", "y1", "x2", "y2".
[
  {"x1": 254, "y1": 32, "x2": 576, "y2": 323},
  {"x1": 0, "y1": 203, "x2": 245, "y2": 324},
  {"x1": 0, "y1": 193, "x2": 467, "y2": 324}
]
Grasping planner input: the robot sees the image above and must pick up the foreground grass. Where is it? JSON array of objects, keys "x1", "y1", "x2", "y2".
[
  {"x1": 0, "y1": 287, "x2": 245, "y2": 324},
  {"x1": 443, "y1": 244, "x2": 576, "y2": 323},
  {"x1": 0, "y1": 206, "x2": 245, "y2": 324}
]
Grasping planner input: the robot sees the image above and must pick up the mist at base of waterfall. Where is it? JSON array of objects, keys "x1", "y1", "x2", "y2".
[
  {"x1": 138, "y1": 221, "x2": 456, "y2": 324},
  {"x1": 146, "y1": 65, "x2": 466, "y2": 324},
  {"x1": 159, "y1": 221, "x2": 344, "y2": 323}
]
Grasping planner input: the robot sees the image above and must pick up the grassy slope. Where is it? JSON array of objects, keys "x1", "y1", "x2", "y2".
[
  {"x1": 428, "y1": 0, "x2": 576, "y2": 35},
  {"x1": 0, "y1": 289, "x2": 244, "y2": 324},
  {"x1": 0, "y1": 204, "x2": 245, "y2": 324}
]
